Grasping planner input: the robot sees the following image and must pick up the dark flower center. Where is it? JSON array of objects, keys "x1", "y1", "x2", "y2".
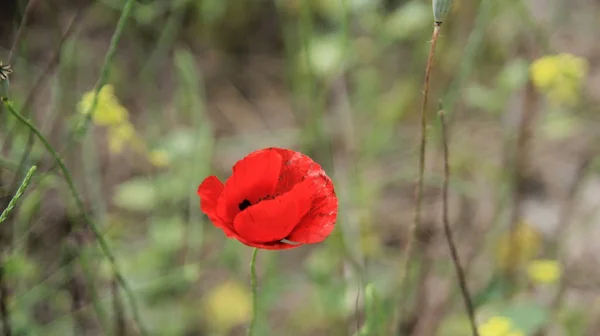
[
  {"x1": 238, "y1": 199, "x2": 252, "y2": 211},
  {"x1": 238, "y1": 194, "x2": 280, "y2": 212}
]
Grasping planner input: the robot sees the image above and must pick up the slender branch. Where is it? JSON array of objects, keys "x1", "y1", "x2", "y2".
[
  {"x1": 0, "y1": 167, "x2": 36, "y2": 336},
  {"x1": 0, "y1": 256, "x2": 12, "y2": 336},
  {"x1": 439, "y1": 110, "x2": 479, "y2": 336},
  {"x1": 248, "y1": 248, "x2": 259, "y2": 336},
  {"x1": 112, "y1": 275, "x2": 126, "y2": 336},
  {"x1": 7, "y1": 0, "x2": 39, "y2": 64},
  {"x1": 536, "y1": 155, "x2": 591, "y2": 335},
  {"x1": 505, "y1": 79, "x2": 539, "y2": 293},
  {"x1": 0, "y1": 165, "x2": 36, "y2": 225},
  {"x1": 62, "y1": 235, "x2": 91, "y2": 335},
  {"x1": 68, "y1": 0, "x2": 136, "y2": 146},
  {"x1": 41, "y1": 0, "x2": 137, "y2": 177},
  {"x1": 392, "y1": 22, "x2": 442, "y2": 332},
  {"x1": 4, "y1": 9, "x2": 87, "y2": 192},
  {"x1": 2, "y1": 99, "x2": 148, "y2": 335},
  {"x1": 0, "y1": 164, "x2": 35, "y2": 336},
  {"x1": 75, "y1": 238, "x2": 111, "y2": 333}
]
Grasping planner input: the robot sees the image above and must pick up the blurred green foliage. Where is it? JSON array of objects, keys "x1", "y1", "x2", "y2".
[{"x1": 0, "y1": 0, "x2": 597, "y2": 335}]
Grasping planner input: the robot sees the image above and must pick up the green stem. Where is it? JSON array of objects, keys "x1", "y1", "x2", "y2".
[
  {"x1": 0, "y1": 165, "x2": 35, "y2": 336},
  {"x1": 248, "y1": 248, "x2": 259, "y2": 336},
  {"x1": 0, "y1": 165, "x2": 36, "y2": 225},
  {"x1": 72, "y1": 0, "x2": 136, "y2": 142},
  {"x1": 2, "y1": 99, "x2": 148, "y2": 335},
  {"x1": 392, "y1": 23, "x2": 442, "y2": 333}
]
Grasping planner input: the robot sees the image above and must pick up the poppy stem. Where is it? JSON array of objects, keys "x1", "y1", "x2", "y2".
[
  {"x1": 392, "y1": 22, "x2": 442, "y2": 333},
  {"x1": 439, "y1": 109, "x2": 479, "y2": 336},
  {"x1": 248, "y1": 248, "x2": 259, "y2": 336}
]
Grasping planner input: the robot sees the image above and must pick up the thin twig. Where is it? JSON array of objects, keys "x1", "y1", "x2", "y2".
[
  {"x1": 435, "y1": 0, "x2": 493, "y2": 136},
  {"x1": 39, "y1": 0, "x2": 137, "y2": 177},
  {"x1": 505, "y1": 79, "x2": 539, "y2": 293},
  {"x1": 7, "y1": 0, "x2": 39, "y2": 64},
  {"x1": 535, "y1": 155, "x2": 591, "y2": 336},
  {"x1": 0, "y1": 164, "x2": 35, "y2": 336},
  {"x1": 0, "y1": 257, "x2": 12, "y2": 336},
  {"x1": 62, "y1": 0, "x2": 137, "y2": 153},
  {"x1": 2, "y1": 99, "x2": 148, "y2": 335},
  {"x1": 75, "y1": 237, "x2": 111, "y2": 333},
  {"x1": 439, "y1": 110, "x2": 479, "y2": 336},
  {"x1": 112, "y1": 274, "x2": 126, "y2": 336},
  {"x1": 4, "y1": 9, "x2": 87, "y2": 192},
  {"x1": 62, "y1": 236, "x2": 90, "y2": 335},
  {"x1": 392, "y1": 21, "x2": 442, "y2": 332}
]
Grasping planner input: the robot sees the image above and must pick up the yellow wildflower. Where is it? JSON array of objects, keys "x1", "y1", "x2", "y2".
[
  {"x1": 530, "y1": 53, "x2": 588, "y2": 105},
  {"x1": 107, "y1": 122, "x2": 135, "y2": 154},
  {"x1": 478, "y1": 316, "x2": 526, "y2": 336},
  {"x1": 78, "y1": 84, "x2": 128, "y2": 126},
  {"x1": 496, "y1": 221, "x2": 541, "y2": 269},
  {"x1": 478, "y1": 316, "x2": 512, "y2": 336},
  {"x1": 527, "y1": 259, "x2": 561, "y2": 284},
  {"x1": 147, "y1": 150, "x2": 170, "y2": 167},
  {"x1": 202, "y1": 280, "x2": 251, "y2": 333}
]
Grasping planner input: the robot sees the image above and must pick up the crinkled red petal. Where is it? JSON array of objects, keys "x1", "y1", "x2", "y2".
[
  {"x1": 270, "y1": 148, "x2": 323, "y2": 195},
  {"x1": 197, "y1": 176, "x2": 236, "y2": 237},
  {"x1": 216, "y1": 149, "x2": 282, "y2": 224},
  {"x1": 234, "y1": 178, "x2": 313, "y2": 243},
  {"x1": 286, "y1": 173, "x2": 337, "y2": 244}
]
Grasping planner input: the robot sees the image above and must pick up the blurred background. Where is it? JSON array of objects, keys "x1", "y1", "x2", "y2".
[{"x1": 1, "y1": 0, "x2": 600, "y2": 335}]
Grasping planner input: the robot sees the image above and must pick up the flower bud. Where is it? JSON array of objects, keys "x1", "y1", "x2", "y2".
[{"x1": 433, "y1": 0, "x2": 453, "y2": 23}]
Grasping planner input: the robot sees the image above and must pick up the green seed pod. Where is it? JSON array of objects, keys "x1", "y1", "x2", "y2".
[{"x1": 433, "y1": 0, "x2": 453, "y2": 23}]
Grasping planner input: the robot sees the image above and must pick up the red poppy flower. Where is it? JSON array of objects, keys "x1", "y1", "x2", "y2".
[{"x1": 197, "y1": 147, "x2": 338, "y2": 250}]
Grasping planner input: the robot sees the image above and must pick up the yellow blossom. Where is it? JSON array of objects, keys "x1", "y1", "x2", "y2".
[
  {"x1": 530, "y1": 53, "x2": 588, "y2": 105},
  {"x1": 478, "y1": 316, "x2": 526, "y2": 336},
  {"x1": 78, "y1": 84, "x2": 128, "y2": 126},
  {"x1": 496, "y1": 221, "x2": 541, "y2": 269},
  {"x1": 478, "y1": 316, "x2": 512, "y2": 336},
  {"x1": 147, "y1": 150, "x2": 170, "y2": 167},
  {"x1": 527, "y1": 259, "x2": 561, "y2": 284},
  {"x1": 202, "y1": 280, "x2": 251, "y2": 333}
]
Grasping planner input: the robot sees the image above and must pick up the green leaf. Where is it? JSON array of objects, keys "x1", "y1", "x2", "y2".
[
  {"x1": 497, "y1": 59, "x2": 530, "y2": 91},
  {"x1": 2, "y1": 253, "x2": 38, "y2": 280},
  {"x1": 113, "y1": 178, "x2": 157, "y2": 212},
  {"x1": 540, "y1": 108, "x2": 578, "y2": 140},
  {"x1": 360, "y1": 283, "x2": 386, "y2": 336},
  {"x1": 438, "y1": 314, "x2": 473, "y2": 336},
  {"x1": 561, "y1": 308, "x2": 587, "y2": 336},
  {"x1": 495, "y1": 301, "x2": 549, "y2": 334},
  {"x1": 384, "y1": 2, "x2": 431, "y2": 41},
  {"x1": 149, "y1": 216, "x2": 185, "y2": 253},
  {"x1": 464, "y1": 84, "x2": 505, "y2": 113},
  {"x1": 472, "y1": 275, "x2": 506, "y2": 308}
]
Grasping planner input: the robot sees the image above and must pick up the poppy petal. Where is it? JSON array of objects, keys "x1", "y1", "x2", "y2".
[
  {"x1": 217, "y1": 149, "x2": 283, "y2": 223},
  {"x1": 233, "y1": 178, "x2": 314, "y2": 244},
  {"x1": 197, "y1": 176, "x2": 236, "y2": 237},
  {"x1": 287, "y1": 174, "x2": 337, "y2": 244},
  {"x1": 234, "y1": 236, "x2": 303, "y2": 250},
  {"x1": 270, "y1": 148, "x2": 322, "y2": 195},
  {"x1": 197, "y1": 176, "x2": 224, "y2": 216}
]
